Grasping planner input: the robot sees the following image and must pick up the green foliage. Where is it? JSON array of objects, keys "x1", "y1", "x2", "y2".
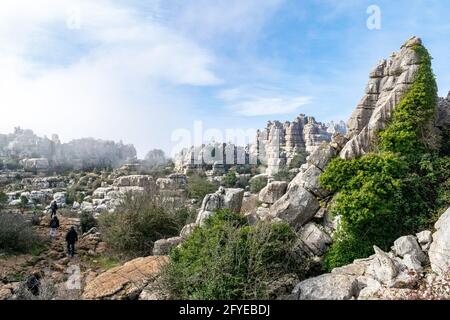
[
  {"x1": 289, "y1": 150, "x2": 308, "y2": 169},
  {"x1": 164, "y1": 209, "x2": 306, "y2": 300},
  {"x1": 0, "y1": 212, "x2": 45, "y2": 254},
  {"x1": 379, "y1": 45, "x2": 438, "y2": 157},
  {"x1": 321, "y1": 44, "x2": 449, "y2": 270},
  {"x1": 249, "y1": 175, "x2": 268, "y2": 193},
  {"x1": 187, "y1": 174, "x2": 217, "y2": 200},
  {"x1": 80, "y1": 212, "x2": 98, "y2": 234},
  {"x1": 224, "y1": 171, "x2": 237, "y2": 187},
  {"x1": 98, "y1": 192, "x2": 190, "y2": 258},
  {"x1": 19, "y1": 195, "x2": 29, "y2": 209}
]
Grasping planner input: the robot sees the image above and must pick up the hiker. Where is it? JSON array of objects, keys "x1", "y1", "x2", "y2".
[
  {"x1": 26, "y1": 272, "x2": 41, "y2": 296},
  {"x1": 66, "y1": 226, "x2": 78, "y2": 257},
  {"x1": 49, "y1": 215, "x2": 59, "y2": 239},
  {"x1": 50, "y1": 200, "x2": 58, "y2": 218}
]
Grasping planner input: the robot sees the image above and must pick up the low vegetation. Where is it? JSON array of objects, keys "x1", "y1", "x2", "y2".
[
  {"x1": 186, "y1": 173, "x2": 217, "y2": 200},
  {"x1": 163, "y1": 209, "x2": 308, "y2": 300},
  {"x1": 98, "y1": 192, "x2": 195, "y2": 258},
  {"x1": 0, "y1": 212, "x2": 46, "y2": 254}
]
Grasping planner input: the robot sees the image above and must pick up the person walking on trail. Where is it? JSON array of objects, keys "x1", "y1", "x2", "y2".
[
  {"x1": 49, "y1": 215, "x2": 59, "y2": 239},
  {"x1": 50, "y1": 200, "x2": 58, "y2": 217},
  {"x1": 26, "y1": 272, "x2": 41, "y2": 296},
  {"x1": 66, "y1": 226, "x2": 78, "y2": 257}
]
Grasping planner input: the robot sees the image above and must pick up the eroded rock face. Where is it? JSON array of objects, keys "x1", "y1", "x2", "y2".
[
  {"x1": 196, "y1": 187, "x2": 244, "y2": 225},
  {"x1": 258, "y1": 181, "x2": 288, "y2": 204},
  {"x1": 267, "y1": 136, "x2": 343, "y2": 229},
  {"x1": 340, "y1": 36, "x2": 424, "y2": 159},
  {"x1": 292, "y1": 274, "x2": 359, "y2": 300},
  {"x1": 153, "y1": 237, "x2": 183, "y2": 256},
  {"x1": 269, "y1": 185, "x2": 319, "y2": 229},
  {"x1": 296, "y1": 222, "x2": 332, "y2": 257},
  {"x1": 429, "y1": 207, "x2": 450, "y2": 275},
  {"x1": 113, "y1": 175, "x2": 154, "y2": 188},
  {"x1": 81, "y1": 256, "x2": 169, "y2": 300}
]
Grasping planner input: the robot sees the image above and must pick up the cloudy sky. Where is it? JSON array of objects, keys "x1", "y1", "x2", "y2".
[{"x1": 1, "y1": 0, "x2": 449, "y2": 158}]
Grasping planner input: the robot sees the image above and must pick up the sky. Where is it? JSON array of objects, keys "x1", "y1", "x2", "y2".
[{"x1": 1, "y1": 0, "x2": 449, "y2": 158}]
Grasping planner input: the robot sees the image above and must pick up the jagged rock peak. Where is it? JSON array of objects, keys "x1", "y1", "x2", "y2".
[{"x1": 340, "y1": 36, "x2": 426, "y2": 159}]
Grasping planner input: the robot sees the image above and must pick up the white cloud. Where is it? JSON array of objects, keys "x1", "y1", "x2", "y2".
[
  {"x1": 0, "y1": 0, "x2": 222, "y2": 157},
  {"x1": 220, "y1": 86, "x2": 312, "y2": 116}
]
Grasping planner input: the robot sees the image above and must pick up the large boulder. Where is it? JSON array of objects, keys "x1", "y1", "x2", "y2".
[
  {"x1": 196, "y1": 187, "x2": 244, "y2": 224},
  {"x1": 82, "y1": 256, "x2": 169, "y2": 300},
  {"x1": 269, "y1": 185, "x2": 319, "y2": 229},
  {"x1": 296, "y1": 222, "x2": 332, "y2": 256},
  {"x1": 429, "y1": 207, "x2": 450, "y2": 275},
  {"x1": 392, "y1": 235, "x2": 427, "y2": 263},
  {"x1": 153, "y1": 237, "x2": 183, "y2": 255},
  {"x1": 291, "y1": 274, "x2": 359, "y2": 300},
  {"x1": 258, "y1": 181, "x2": 288, "y2": 204}
]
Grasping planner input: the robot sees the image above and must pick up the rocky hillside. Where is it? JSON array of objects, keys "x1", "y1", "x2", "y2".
[
  {"x1": 1, "y1": 36, "x2": 449, "y2": 301},
  {"x1": 0, "y1": 128, "x2": 136, "y2": 171}
]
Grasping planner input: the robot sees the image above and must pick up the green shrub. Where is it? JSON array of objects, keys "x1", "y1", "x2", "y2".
[
  {"x1": 321, "y1": 44, "x2": 449, "y2": 270},
  {"x1": 98, "y1": 192, "x2": 190, "y2": 258},
  {"x1": 164, "y1": 209, "x2": 307, "y2": 300},
  {"x1": 249, "y1": 175, "x2": 267, "y2": 193},
  {"x1": 187, "y1": 174, "x2": 217, "y2": 200},
  {"x1": 0, "y1": 212, "x2": 45, "y2": 254},
  {"x1": 224, "y1": 171, "x2": 237, "y2": 187},
  {"x1": 80, "y1": 212, "x2": 98, "y2": 234}
]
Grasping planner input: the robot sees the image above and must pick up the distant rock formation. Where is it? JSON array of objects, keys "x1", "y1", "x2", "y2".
[
  {"x1": 0, "y1": 127, "x2": 136, "y2": 170},
  {"x1": 174, "y1": 115, "x2": 346, "y2": 174},
  {"x1": 253, "y1": 114, "x2": 346, "y2": 175}
]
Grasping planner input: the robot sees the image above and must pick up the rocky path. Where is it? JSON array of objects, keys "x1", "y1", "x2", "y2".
[{"x1": 0, "y1": 214, "x2": 107, "y2": 300}]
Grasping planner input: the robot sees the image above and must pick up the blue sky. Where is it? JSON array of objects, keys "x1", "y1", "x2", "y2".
[{"x1": 1, "y1": 0, "x2": 449, "y2": 158}]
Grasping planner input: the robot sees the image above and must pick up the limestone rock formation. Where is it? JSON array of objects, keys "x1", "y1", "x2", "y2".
[
  {"x1": 0, "y1": 127, "x2": 136, "y2": 170},
  {"x1": 254, "y1": 114, "x2": 345, "y2": 175},
  {"x1": 340, "y1": 36, "x2": 424, "y2": 159},
  {"x1": 267, "y1": 136, "x2": 345, "y2": 229},
  {"x1": 81, "y1": 256, "x2": 169, "y2": 300},
  {"x1": 153, "y1": 237, "x2": 183, "y2": 255},
  {"x1": 196, "y1": 187, "x2": 244, "y2": 224},
  {"x1": 295, "y1": 222, "x2": 332, "y2": 257},
  {"x1": 113, "y1": 175, "x2": 155, "y2": 188},
  {"x1": 429, "y1": 207, "x2": 450, "y2": 275},
  {"x1": 174, "y1": 114, "x2": 346, "y2": 175},
  {"x1": 291, "y1": 226, "x2": 443, "y2": 300},
  {"x1": 292, "y1": 274, "x2": 359, "y2": 300},
  {"x1": 258, "y1": 181, "x2": 288, "y2": 204}
]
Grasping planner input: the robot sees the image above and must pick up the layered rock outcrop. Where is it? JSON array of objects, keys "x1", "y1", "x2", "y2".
[
  {"x1": 267, "y1": 135, "x2": 346, "y2": 230},
  {"x1": 82, "y1": 256, "x2": 169, "y2": 300},
  {"x1": 429, "y1": 207, "x2": 450, "y2": 275},
  {"x1": 340, "y1": 36, "x2": 423, "y2": 159},
  {"x1": 174, "y1": 115, "x2": 346, "y2": 175}
]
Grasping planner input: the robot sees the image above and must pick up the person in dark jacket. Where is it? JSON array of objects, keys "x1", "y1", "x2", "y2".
[
  {"x1": 50, "y1": 200, "x2": 58, "y2": 218},
  {"x1": 49, "y1": 215, "x2": 59, "y2": 239},
  {"x1": 66, "y1": 226, "x2": 78, "y2": 257},
  {"x1": 26, "y1": 272, "x2": 41, "y2": 296}
]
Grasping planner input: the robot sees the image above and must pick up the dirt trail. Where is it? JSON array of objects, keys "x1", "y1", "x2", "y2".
[{"x1": 0, "y1": 213, "x2": 106, "y2": 299}]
